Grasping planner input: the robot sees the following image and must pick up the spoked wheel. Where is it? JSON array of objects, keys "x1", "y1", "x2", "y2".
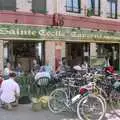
[
  {"x1": 110, "y1": 90, "x2": 120, "y2": 116},
  {"x1": 77, "y1": 94, "x2": 105, "y2": 120},
  {"x1": 48, "y1": 88, "x2": 67, "y2": 113},
  {"x1": 93, "y1": 87, "x2": 107, "y2": 113}
]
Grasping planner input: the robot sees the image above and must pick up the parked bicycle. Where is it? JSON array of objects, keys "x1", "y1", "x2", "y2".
[{"x1": 48, "y1": 77, "x2": 106, "y2": 120}]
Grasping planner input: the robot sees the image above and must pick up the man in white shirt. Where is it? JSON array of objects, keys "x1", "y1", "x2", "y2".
[{"x1": 0, "y1": 72, "x2": 20, "y2": 110}]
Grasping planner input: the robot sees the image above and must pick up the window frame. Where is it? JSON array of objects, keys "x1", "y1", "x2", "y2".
[
  {"x1": 108, "y1": 0, "x2": 118, "y2": 19},
  {"x1": 66, "y1": 0, "x2": 81, "y2": 13},
  {"x1": 94, "y1": 0, "x2": 101, "y2": 16},
  {"x1": 88, "y1": 0, "x2": 101, "y2": 16},
  {"x1": 0, "y1": 0, "x2": 16, "y2": 11},
  {"x1": 32, "y1": 0, "x2": 47, "y2": 14}
]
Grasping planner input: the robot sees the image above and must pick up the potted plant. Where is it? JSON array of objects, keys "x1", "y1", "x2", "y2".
[{"x1": 87, "y1": 8, "x2": 94, "y2": 17}]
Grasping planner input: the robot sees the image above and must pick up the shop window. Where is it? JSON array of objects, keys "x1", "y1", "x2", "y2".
[
  {"x1": 0, "y1": 0, "x2": 16, "y2": 11},
  {"x1": 66, "y1": 0, "x2": 81, "y2": 13},
  {"x1": 32, "y1": 0, "x2": 47, "y2": 14},
  {"x1": 96, "y1": 44, "x2": 105, "y2": 58},
  {"x1": 96, "y1": 44, "x2": 114, "y2": 58},
  {"x1": 107, "y1": 0, "x2": 117, "y2": 19},
  {"x1": 87, "y1": 0, "x2": 101, "y2": 16}
]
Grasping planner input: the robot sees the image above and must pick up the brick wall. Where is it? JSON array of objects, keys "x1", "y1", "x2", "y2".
[{"x1": 0, "y1": 11, "x2": 53, "y2": 25}]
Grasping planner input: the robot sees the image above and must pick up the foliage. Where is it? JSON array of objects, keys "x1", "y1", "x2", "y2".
[
  {"x1": 87, "y1": 8, "x2": 94, "y2": 17},
  {"x1": 16, "y1": 75, "x2": 31, "y2": 96},
  {"x1": 32, "y1": 8, "x2": 47, "y2": 14},
  {"x1": 16, "y1": 74, "x2": 57, "y2": 97}
]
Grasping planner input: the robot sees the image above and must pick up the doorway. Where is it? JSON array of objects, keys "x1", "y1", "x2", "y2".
[
  {"x1": 66, "y1": 42, "x2": 90, "y2": 66},
  {"x1": 96, "y1": 43, "x2": 119, "y2": 70}
]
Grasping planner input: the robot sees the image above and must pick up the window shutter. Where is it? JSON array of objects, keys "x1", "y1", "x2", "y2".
[
  {"x1": 32, "y1": 0, "x2": 47, "y2": 13},
  {"x1": 0, "y1": 0, "x2": 16, "y2": 10}
]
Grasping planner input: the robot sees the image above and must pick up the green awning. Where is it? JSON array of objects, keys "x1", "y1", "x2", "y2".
[{"x1": 0, "y1": 23, "x2": 120, "y2": 43}]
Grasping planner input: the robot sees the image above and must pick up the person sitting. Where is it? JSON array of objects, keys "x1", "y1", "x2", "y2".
[
  {"x1": 53, "y1": 58, "x2": 70, "y2": 83},
  {"x1": 0, "y1": 72, "x2": 20, "y2": 110},
  {"x1": 15, "y1": 63, "x2": 24, "y2": 77},
  {"x1": 56, "y1": 57, "x2": 70, "y2": 73},
  {"x1": 104, "y1": 66, "x2": 115, "y2": 75},
  {"x1": 31, "y1": 59, "x2": 40, "y2": 76}
]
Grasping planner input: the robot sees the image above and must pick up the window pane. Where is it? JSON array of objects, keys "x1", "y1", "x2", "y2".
[
  {"x1": 94, "y1": 0, "x2": 99, "y2": 15},
  {"x1": 112, "y1": 2, "x2": 116, "y2": 17},
  {"x1": 66, "y1": 0, "x2": 80, "y2": 13},
  {"x1": 107, "y1": 0, "x2": 117, "y2": 18},
  {"x1": 32, "y1": 0, "x2": 46, "y2": 13},
  {"x1": 73, "y1": 0, "x2": 79, "y2": 12},
  {"x1": 106, "y1": 1, "x2": 111, "y2": 16},
  {"x1": 0, "y1": 0, "x2": 16, "y2": 10},
  {"x1": 91, "y1": 0, "x2": 95, "y2": 9},
  {"x1": 87, "y1": 0, "x2": 91, "y2": 8},
  {"x1": 87, "y1": 0, "x2": 100, "y2": 16},
  {"x1": 66, "y1": 0, "x2": 72, "y2": 11}
]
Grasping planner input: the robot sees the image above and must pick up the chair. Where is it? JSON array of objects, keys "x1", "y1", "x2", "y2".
[{"x1": 35, "y1": 77, "x2": 50, "y2": 96}]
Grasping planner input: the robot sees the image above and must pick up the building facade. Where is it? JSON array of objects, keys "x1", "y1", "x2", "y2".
[{"x1": 0, "y1": 0, "x2": 120, "y2": 73}]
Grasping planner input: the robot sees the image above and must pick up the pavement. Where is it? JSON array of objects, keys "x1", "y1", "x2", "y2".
[{"x1": 0, "y1": 104, "x2": 120, "y2": 120}]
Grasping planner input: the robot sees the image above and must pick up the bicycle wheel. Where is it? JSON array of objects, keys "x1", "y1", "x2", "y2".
[
  {"x1": 97, "y1": 94, "x2": 107, "y2": 113},
  {"x1": 94, "y1": 87, "x2": 107, "y2": 113},
  {"x1": 48, "y1": 88, "x2": 68, "y2": 113},
  {"x1": 77, "y1": 94, "x2": 105, "y2": 120},
  {"x1": 110, "y1": 89, "x2": 120, "y2": 115}
]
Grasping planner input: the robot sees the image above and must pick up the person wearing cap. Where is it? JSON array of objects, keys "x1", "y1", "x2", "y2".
[{"x1": 0, "y1": 72, "x2": 20, "y2": 110}]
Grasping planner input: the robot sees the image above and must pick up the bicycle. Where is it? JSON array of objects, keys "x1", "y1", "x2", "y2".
[
  {"x1": 93, "y1": 72, "x2": 120, "y2": 116},
  {"x1": 48, "y1": 77, "x2": 106, "y2": 120}
]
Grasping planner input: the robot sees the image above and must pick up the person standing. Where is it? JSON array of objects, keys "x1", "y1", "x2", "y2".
[
  {"x1": 104, "y1": 55, "x2": 110, "y2": 67},
  {"x1": 0, "y1": 72, "x2": 20, "y2": 110},
  {"x1": 15, "y1": 63, "x2": 24, "y2": 76},
  {"x1": 44, "y1": 60, "x2": 53, "y2": 74},
  {"x1": 4, "y1": 62, "x2": 12, "y2": 80},
  {"x1": 31, "y1": 59, "x2": 40, "y2": 76}
]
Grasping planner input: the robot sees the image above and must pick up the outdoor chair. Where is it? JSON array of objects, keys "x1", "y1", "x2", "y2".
[{"x1": 35, "y1": 77, "x2": 50, "y2": 96}]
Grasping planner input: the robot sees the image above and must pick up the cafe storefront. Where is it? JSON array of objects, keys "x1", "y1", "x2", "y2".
[{"x1": 0, "y1": 23, "x2": 120, "y2": 72}]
